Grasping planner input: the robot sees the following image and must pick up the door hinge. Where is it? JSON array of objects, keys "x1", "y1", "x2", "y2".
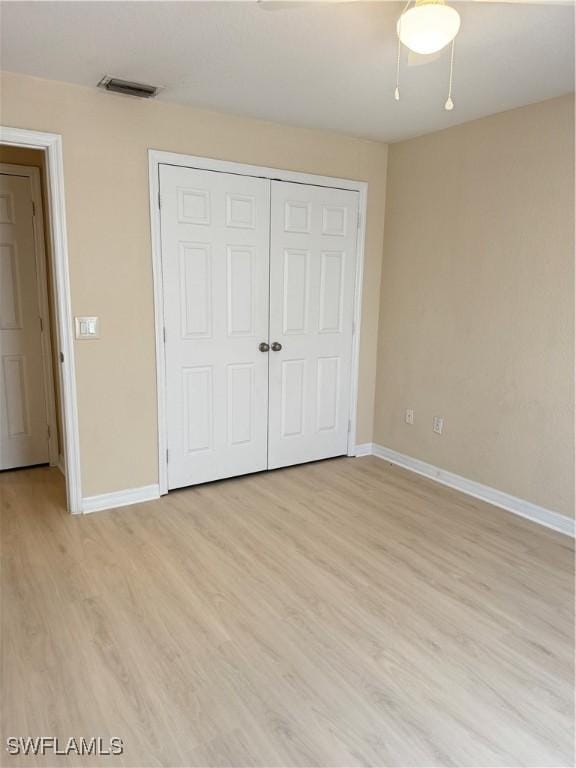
[
  {"x1": 357, "y1": 213, "x2": 361, "y2": 231},
  {"x1": 348, "y1": 419, "x2": 352, "y2": 434},
  {"x1": 32, "y1": 201, "x2": 36, "y2": 217},
  {"x1": 163, "y1": 326, "x2": 166, "y2": 343},
  {"x1": 39, "y1": 316, "x2": 44, "y2": 332},
  {"x1": 158, "y1": 191, "x2": 162, "y2": 210},
  {"x1": 59, "y1": 352, "x2": 64, "y2": 363},
  {"x1": 47, "y1": 424, "x2": 51, "y2": 439},
  {"x1": 166, "y1": 448, "x2": 169, "y2": 463}
]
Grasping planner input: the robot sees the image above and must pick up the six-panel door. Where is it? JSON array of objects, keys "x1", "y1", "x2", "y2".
[
  {"x1": 0, "y1": 173, "x2": 49, "y2": 470},
  {"x1": 268, "y1": 181, "x2": 358, "y2": 469},
  {"x1": 160, "y1": 165, "x2": 271, "y2": 489},
  {"x1": 160, "y1": 166, "x2": 359, "y2": 489}
]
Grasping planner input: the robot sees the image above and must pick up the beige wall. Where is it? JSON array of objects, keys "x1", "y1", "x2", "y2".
[
  {"x1": 0, "y1": 71, "x2": 388, "y2": 497},
  {"x1": 375, "y1": 95, "x2": 575, "y2": 517},
  {"x1": 2, "y1": 71, "x2": 571, "y2": 517}
]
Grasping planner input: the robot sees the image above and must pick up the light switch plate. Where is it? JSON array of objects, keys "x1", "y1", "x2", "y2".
[{"x1": 75, "y1": 316, "x2": 100, "y2": 339}]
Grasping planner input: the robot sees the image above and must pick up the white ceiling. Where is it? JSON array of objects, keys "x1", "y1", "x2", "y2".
[{"x1": 1, "y1": 1, "x2": 574, "y2": 142}]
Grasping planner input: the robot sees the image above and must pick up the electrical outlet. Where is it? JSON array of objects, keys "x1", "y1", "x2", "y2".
[
  {"x1": 405, "y1": 408, "x2": 414, "y2": 425},
  {"x1": 433, "y1": 416, "x2": 444, "y2": 435}
]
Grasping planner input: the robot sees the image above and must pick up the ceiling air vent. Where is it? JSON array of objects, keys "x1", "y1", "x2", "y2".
[{"x1": 97, "y1": 76, "x2": 161, "y2": 98}]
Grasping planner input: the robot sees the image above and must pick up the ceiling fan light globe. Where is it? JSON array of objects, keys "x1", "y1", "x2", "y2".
[{"x1": 397, "y1": 4, "x2": 461, "y2": 55}]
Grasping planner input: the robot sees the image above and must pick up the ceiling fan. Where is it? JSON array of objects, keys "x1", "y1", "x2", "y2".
[
  {"x1": 256, "y1": 0, "x2": 572, "y2": 112},
  {"x1": 255, "y1": 0, "x2": 570, "y2": 54},
  {"x1": 256, "y1": 0, "x2": 573, "y2": 9}
]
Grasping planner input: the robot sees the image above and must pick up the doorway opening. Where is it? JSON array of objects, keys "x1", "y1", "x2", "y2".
[
  {"x1": 0, "y1": 128, "x2": 81, "y2": 513},
  {"x1": 0, "y1": 151, "x2": 60, "y2": 473},
  {"x1": 149, "y1": 151, "x2": 368, "y2": 495}
]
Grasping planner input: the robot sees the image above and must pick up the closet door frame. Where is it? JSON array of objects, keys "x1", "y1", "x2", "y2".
[{"x1": 149, "y1": 150, "x2": 368, "y2": 496}]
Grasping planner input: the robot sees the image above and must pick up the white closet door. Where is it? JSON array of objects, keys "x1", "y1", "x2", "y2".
[
  {"x1": 268, "y1": 180, "x2": 358, "y2": 470},
  {"x1": 0, "y1": 173, "x2": 49, "y2": 470},
  {"x1": 160, "y1": 165, "x2": 270, "y2": 489}
]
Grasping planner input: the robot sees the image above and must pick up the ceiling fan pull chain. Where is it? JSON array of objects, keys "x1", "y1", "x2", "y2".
[
  {"x1": 445, "y1": 38, "x2": 455, "y2": 111},
  {"x1": 394, "y1": 34, "x2": 401, "y2": 101},
  {"x1": 394, "y1": 0, "x2": 412, "y2": 102}
]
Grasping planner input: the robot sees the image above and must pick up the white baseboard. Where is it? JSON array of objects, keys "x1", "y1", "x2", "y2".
[
  {"x1": 354, "y1": 443, "x2": 374, "y2": 457},
  {"x1": 355, "y1": 443, "x2": 574, "y2": 537},
  {"x1": 82, "y1": 484, "x2": 160, "y2": 514}
]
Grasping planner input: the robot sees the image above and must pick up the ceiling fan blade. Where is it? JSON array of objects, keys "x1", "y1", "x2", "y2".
[
  {"x1": 257, "y1": 2, "x2": 302, "y2": 9},
  {"x1": 254, "y1": 0, "x2": 574, "y2": 9},
  {"x1": 461, "y1": 0, "x2": 574, "y2": 4},
  {"x1": 256, "y1": 0, "x2": 354, "y2": 10},
  {"x1": 256, "y1": 0, "x2": 573, "y2": 6}
]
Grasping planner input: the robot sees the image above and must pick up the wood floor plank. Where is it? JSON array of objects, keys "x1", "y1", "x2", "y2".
[{"x1": 1, "y1": 459, "x2": 573, "y2": 767}]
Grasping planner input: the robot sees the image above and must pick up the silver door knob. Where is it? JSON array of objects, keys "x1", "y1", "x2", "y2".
[
  {"x1": 271, "y1": 342, "x2": 282, "y2": 352},
  {"x1": 259, "y1": 342, "x2": 270, "y2": 352}
]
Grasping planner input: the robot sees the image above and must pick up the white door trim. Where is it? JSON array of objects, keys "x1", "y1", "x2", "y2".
[
  {"x1": 149, "y1": 150, "x2": 368, "y2": 495},
  {"x1": 0, "y1": 127, "x2": 82, "y2": 513},
  {"x1": 0, "y1": 163, "x2": 59, "y2": 467}
]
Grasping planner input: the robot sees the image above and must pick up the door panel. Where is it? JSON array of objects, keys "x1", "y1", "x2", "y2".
[
  {"x1": 0, "y1": 173, "x2": 49, "y2": 470},
  {"x1": 280, "y1": 358, "x2": 306, "y2": 438},
  {"x1": 317, "y1": 356, "x2": 340, "y2": 432},
  {"x1": 319, "y1": 251, "x2": 345, "y2": 332},
  {"x1": 283, "y1": 249, "x2": 309, "y2": 334},
  {"x1": 268, "y1": 181, "x2": 358, "y2": 470},
  {"x1": 160, "y1": 165, "x2": 270, "y2": 489},
  {"x1": 227, "y1": 246, "x2": 256, "y2": 336}
]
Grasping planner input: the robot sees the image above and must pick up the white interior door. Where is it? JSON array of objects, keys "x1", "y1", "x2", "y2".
[
  {"x1": 160, "y1": 165, "x2": 270, "y2": 489},
  {"x1": 268, "y1": 180, "x2": 358, "y2": 470},
  {"x1": 0, "y1": 172, "x2": 49, "y2": 470}
]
